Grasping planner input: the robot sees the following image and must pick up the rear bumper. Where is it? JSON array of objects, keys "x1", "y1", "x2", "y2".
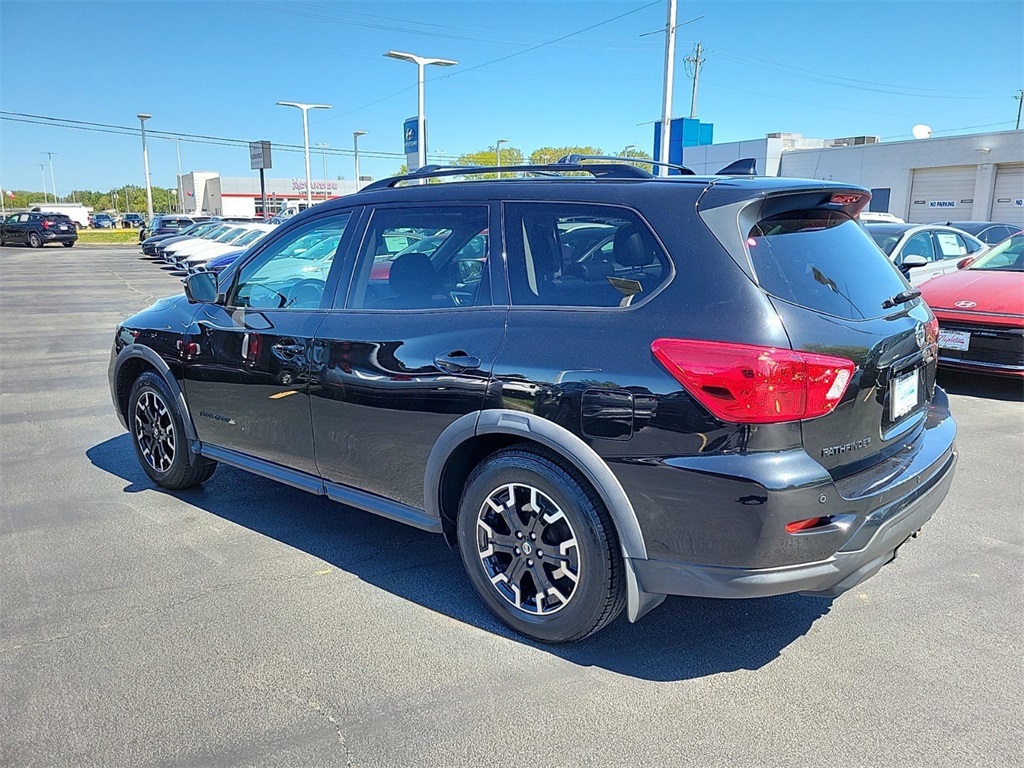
[
  {"x1": 42, "y1": 232, "x2": 77, "y2": 243},
  {"x1": 628, "y1": 388, "x2": 958, "y2": 601},
  {"x1": 938, "y1": 355, "x2": 1024, "y2": 377},
  {"x1": 632, "y1": 449, "x2": 955, "y2": 599}
]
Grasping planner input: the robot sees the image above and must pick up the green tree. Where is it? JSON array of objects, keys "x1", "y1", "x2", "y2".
[{"x1": 456, "y1": 145, "x2": 524, "y2": 178}]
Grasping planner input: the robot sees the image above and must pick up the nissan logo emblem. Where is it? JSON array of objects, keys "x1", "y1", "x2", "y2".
[{"x1": 954, "y1": 300, "x2": 977, "y2": 308}]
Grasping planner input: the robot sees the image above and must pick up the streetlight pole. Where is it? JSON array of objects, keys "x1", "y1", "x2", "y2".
[
  {"x1": 137, "y1": 113, "x2": 154, "y2": 219},
  {"x1": 384, "y1": 50, "x2": 458, "y2": 172},
  {"x1": 316, "y1": 142, "x2": 329, "y2": 200},
  {"x1": 353, "y1": 130, "x2": 367, "y2": 190},
  {"x1": 38, "y1": 164, "x2": 49, "y2": 204},
  {"x1": 495, "y1": 138, "x2": 510, "y2": 178},
  {"x1": 43, "y1": 152, "x2": 58, "y2": 202},
  {"x1": 658, "y1": 0, "x2": 678, "y2": 177},
  {"x1": 175, "y1": 137, "x2": 184, "y2": 214},
  {"x1": 276, "y1": 101, "x2": 332, "y2": 208}
]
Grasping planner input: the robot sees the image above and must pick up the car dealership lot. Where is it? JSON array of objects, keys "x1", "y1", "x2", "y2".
[{"x1": 1, "y1": 245, "x2": 1021, "y2": 767}]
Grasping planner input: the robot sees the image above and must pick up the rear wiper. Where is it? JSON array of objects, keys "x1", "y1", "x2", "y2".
[{"x1": 881, "y1": 289, "x2": 921, "y2": 309}]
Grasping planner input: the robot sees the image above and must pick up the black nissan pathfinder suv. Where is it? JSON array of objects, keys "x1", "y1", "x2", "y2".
[{"x1": 109, "y1": 158, "x2": 957, "y2": 643}]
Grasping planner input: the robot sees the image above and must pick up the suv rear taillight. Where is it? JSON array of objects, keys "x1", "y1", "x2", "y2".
[
  {"x1": 651, "y1": 339, "x2": 855, "y2": 424},
  {"x1": 42, "y1": 219, "x2": 52, "y2": 229}
]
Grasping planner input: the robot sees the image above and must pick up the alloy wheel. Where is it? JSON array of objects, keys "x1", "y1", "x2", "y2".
[
  {"x1": 476, "y1": 483, "x2": 581, "y2": 616},
  {"x1": 134, "y1": 390, "x2": 176, "y2": 473}
]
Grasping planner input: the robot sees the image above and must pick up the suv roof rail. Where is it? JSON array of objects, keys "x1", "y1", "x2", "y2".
[
  {"x1": 556, "y1": 153, "x2": 696, "y2": 176},
  {"x1": 359, "y1": 162, "x2": 654, "y2": 192}
]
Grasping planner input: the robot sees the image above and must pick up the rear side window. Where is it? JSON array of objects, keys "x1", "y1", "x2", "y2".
[
  {"x1": 348, "y1": 205, "x2": 490, "y2": 310},
  {"x1": 504, "y1": 203, "x2": 669, "y2": 308},
  {"x1": 748, "y1": 210, "x2": 908, "y2": 320}
]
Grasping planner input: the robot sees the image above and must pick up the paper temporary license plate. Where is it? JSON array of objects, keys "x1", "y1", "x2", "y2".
[
  {"x1": 938, "y1": 329, "x2": 970, "y2": 351},
  {"x1": 59, "y1": 225, "x2": 68, "y2": 231},
  {"x1": 891, "y1": 370, "x2": 920, "y2": 420}
]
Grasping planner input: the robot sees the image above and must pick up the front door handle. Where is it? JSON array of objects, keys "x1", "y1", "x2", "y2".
[
  {"x1": 434, "y1": 351, "x2": 482, "y2": 373},
  {"x1": 273, "y1": 342, "x2": 305, "y2": 356}
]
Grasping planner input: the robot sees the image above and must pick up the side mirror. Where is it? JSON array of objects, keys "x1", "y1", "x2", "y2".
[
  {"x1": 901, "y1": 254, "x2": 929, "y2": 268},
  {"x1": 957, "y1": 257, "x2": 975, "y2": 270},
  {"x1": 183, "y1": 271, "x2": 219, "y2": 304}
]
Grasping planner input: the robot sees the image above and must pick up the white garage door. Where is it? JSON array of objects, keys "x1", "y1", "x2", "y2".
[
  {"x1": 908, "y1": 166, "x2": 976, "y2": 223},
  {"x1": 991, "y1": 163, "x2": 1024, "y2": 226}
]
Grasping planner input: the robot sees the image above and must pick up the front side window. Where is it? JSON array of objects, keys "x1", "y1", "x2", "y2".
[
  {"x1": 230, "y1": 213, "x2": 351, "y2": 310},
  {"x1": 504, "y1": 203, "x2": 669, "y2": 308},
  {"x1": 348, "y1": 206, "x2": 490, "y2": 310},
  {"x1": 901, "y1": 232, "x2": 935, "y2": 263}
]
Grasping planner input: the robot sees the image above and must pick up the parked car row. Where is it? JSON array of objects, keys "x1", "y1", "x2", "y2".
[
  {"x1": 138, "y1": 214, "x2": 256, "y2": 242},
  {"x1": 140, "y1": 220, "x2": 278, "y2": 275}
]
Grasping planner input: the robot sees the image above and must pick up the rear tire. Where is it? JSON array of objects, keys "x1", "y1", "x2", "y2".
[
  {"x1": 28, "y1": 232, "x2": 42, "y2": 248},
  {"x1": 457, "y1": 447, "x2": 625, "y2": 643},
  {"x1": 62, "y1": 241, "x2": 74, "y2": 248},
  {"x1": 128, "y1": 371, "x2": 216, "y2": 489}
]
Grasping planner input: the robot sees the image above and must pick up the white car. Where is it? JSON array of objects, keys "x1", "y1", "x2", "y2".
[
  {"x1": 158, "y1": 224, "x2": 238, "y2": 261},
  {"x1": 859, "y1": 211, "x2": 905, "y2": 224},
  {"x1": 179, "y1": 225, "x2": 277, "y2": 267},
  {"x1": 168, "y1": 226, "x2": 258, "y2": 263},
  {"x1": 865, "y1": 223, "x2": 989, "y2": 286}
]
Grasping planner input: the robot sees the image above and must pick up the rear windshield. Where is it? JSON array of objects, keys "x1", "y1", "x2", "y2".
[{"x1": 748, "y1": 210, "x2": 910, "y2": 320}]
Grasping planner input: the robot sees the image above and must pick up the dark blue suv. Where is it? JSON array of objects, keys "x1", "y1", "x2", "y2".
[{"x1": 109, "y1": 159, "x2": 957, "y2": 642}]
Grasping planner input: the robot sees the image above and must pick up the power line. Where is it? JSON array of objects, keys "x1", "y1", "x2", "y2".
[
  {"x1": 443, "y1": 0, "x2": 662, "y2": 80},
  {"x1": 707, "y1": 46, "x2": 1006, "y2": 100},
  {"x1": 0, "y1": 111, "x2": 413, "y2": 160}
]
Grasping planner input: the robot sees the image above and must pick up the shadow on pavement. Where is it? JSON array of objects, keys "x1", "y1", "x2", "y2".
[
  {"x1": 88, "y1": 433, "x2": 832, "y2": 682},
  {"x1": 938, "y1": 369, "x2": 1023, "y2": 402}
]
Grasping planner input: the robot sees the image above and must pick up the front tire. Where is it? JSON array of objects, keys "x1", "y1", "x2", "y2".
[
  {"x1": 128, "y1": 371, "x2": 216, "y2": 489},
  {"x1": 457, "y1": 447, "x2": 625, "y2": 643},
  {"x1": 28, "y1": 232, "x2": 42, "y2": 248}
]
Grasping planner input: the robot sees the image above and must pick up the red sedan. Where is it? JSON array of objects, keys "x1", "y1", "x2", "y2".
[{"x1": 918, "y1": 233, "x2": 1024, "y2": 377}]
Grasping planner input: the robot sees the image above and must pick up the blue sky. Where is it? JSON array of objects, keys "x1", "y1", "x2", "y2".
[{"x1": 1, "y1": 0, "x2": 1020, "y2": 194}]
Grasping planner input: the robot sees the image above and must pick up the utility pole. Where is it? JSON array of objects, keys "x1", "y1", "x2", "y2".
[
  {"x1": 1015, "y1": 90, "x2": 1023, "y2": 131},
  {"x1": 43, "y1": 152, "x2": 59, "y2": 202},
  {"x1": 657, "y1": 0, "x2": 678, "y2": 177},
  {"x1": 38, "y1": 165, "x2": 49, "y2": 203},
  {"x1": 684, "y1": 42, "x2": 705, "y2": 119}
]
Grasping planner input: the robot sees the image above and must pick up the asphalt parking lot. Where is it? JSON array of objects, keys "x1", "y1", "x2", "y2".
[{"x1": 1, "y1": 244, "x2": 1021, "y2": 767}]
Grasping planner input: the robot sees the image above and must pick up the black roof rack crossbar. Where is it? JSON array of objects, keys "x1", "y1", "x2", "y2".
[
  {"x1": 359, "y1": 162, "x2": 652, "y2": 191},
  {"x1": 556, "y1": 153, "x2": 696, "y2": 176}
]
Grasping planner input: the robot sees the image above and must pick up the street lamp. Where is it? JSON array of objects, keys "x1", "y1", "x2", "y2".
[
  {"x1": 316, "y1": 142, "x2": 329, "y2": 200},
  {"x1": 353, "y1": 130, "x2": 367, "y2": 190},
  {"x1": 42, "y1": 152, "x2": 58, "y2": 202},
  {"x1": 137, "y1": 113, "x2": 154, "y2": 219},
  {"x1": 496, "y1": 138, "x2": 510, "y2": 179},
  {"x1": 276, "y1": 101, "x2": 332, "y2": 207},
  {"x1": 175, "y1": 138, "x2": 184, "y2": 214},
  {"x1": 384, "y1": 50, "x2": 458, "y2": 172},
  {"x1": 495, "y1": 138, "x2": 510, "y2": 168},
  {"x1": 37, "y1": 164, "x2": 48, "y2": 204}
]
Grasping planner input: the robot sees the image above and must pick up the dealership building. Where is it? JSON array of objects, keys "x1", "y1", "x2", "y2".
[
  {"x1": 179, "y1": 172, "x2": 364, "y2": 218},
  {"x1": 681, "y1": 129, "x2": 1023, "y2": 225}
]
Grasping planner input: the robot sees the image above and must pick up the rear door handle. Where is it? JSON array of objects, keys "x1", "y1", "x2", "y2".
[{"x1": 434, "y1": 351, "x2": 482, "y2": 373}]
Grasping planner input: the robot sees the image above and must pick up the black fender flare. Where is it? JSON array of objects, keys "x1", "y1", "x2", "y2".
[
  {"x1": 424, "y1": 409, "x2": 663, "y2": 622},
  {"x1": 111, "y1": 344, "x2": 200, "y2": 450},
  {"x1": 425, "y1": 409, "x2": 650, "y2": 562}
]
